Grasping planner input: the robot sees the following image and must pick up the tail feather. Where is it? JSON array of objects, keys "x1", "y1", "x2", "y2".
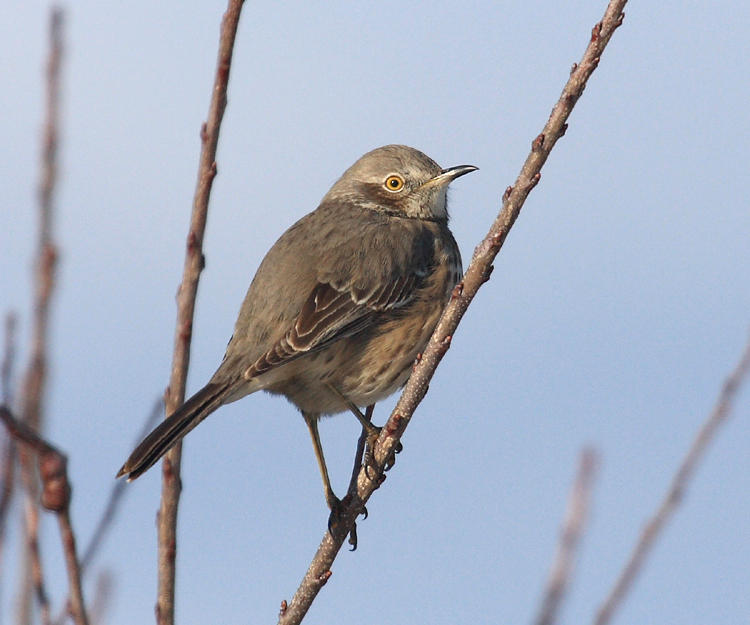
[{"x1": 117, "y1": 381, "x2": 230, "y2": 480}]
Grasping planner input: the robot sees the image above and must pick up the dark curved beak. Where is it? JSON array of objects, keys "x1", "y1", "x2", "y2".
[{"x1": 432, "y1": 164, "x2": 478, "y2": 186}]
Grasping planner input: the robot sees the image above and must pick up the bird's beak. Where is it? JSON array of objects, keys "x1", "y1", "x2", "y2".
[{"x1": 429, "y1": 164, "x2": 478, "y2": 187}]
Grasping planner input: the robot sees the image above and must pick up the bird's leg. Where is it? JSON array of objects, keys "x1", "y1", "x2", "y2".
[
  {"x1": 347, "y1": 404, "x2": 375, "y2": 497},
  {"x1": 302, "y1": 410, "x2": 364, "y2": 546},
  {"x1": 326, "y1": 384, "x2": 380, "y2": 472},
  {"x1": 327, "y1": 384, "x2": 402, "y2": 479},
  {"x1": 302, "y1": 412, "x2": 340, "y2": 515}
]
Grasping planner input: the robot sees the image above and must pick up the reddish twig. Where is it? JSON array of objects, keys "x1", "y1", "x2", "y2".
[
  {"x1": 0, "y1": 313, "x2": 18, "y2": 580},
  {"x1": 17, "y1": 8, "x2": 66, "y2": 624},
  {"x1": 279, "y1": 2, "x2": 628, "y2": 622},
  {"x1": 534, "y1": 449, "x2": 598, "y2": 625},
  {"x1": 0, "y1": 406, "x2": 88, "y2": 625},
  {"x1": 49, "y1": 398, "x2": 163, "y2": 625},
  {"x1": 594, "y1": 335, "x2": 750, "y2": 625},
  {"x1": 156, "y1": 2, "x2": 246, "y2": 624}
]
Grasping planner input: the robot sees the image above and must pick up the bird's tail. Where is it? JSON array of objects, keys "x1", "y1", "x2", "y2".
[{"x1": 117, "y1": 381, "x2": 231, "y2": 481}]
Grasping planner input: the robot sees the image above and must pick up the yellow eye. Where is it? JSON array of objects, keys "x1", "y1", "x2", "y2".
[{"x1": 384, "y1": 174, "x2": 405, "y2": 192}]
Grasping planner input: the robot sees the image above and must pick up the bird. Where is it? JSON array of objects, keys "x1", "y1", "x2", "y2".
[{"x1": 118, "y1": 144, "x2": 476, "y2": 517}]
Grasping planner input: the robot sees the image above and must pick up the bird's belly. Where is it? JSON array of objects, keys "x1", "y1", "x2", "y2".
[{"x1": 269, "y1": 301, "x2": 444, "y2": 416}]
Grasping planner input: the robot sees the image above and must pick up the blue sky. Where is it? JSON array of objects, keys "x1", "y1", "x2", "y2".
[{"x1": 2, "y1": 2, "x2": 749, "y2": 624}]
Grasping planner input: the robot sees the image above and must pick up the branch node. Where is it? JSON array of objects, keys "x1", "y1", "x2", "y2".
[
  {"x1": 187, "y1": 230, "x2": 200, "y2": 254},
  {"x1": 503, "y1": 185, "x2": 513, "y2": 201},
  {"x1": 451, "y1": 282, "x2": 464, "y2": 300},
  {"x1": 179, "y1": 320, "x2": 193, "y2": 343},
  {"x1": 317, "y1": 570, "x2": 332, "y2": 586},
  {"x1": 532, "y1": 133, "x2": 545, "y2": 151},
  {"x1": 199, "y1": 122, "x2": 208, "y2": 143},
  {"x1": 526, "y1": 172, "x2": 542, "y2": 192},
  {"x1": 39, "y1": 449, "x2": 69, "y2": 512},
  {"x1": 279, "y1": 600, "x2": 288, "y2": 617},
  {"x1": 384, "y1": 413, "x2": 402, "y2": 436},
  {"x1": 591, "y1": 21, "x2": 602, "y2": 42},
  {"x1": 570, "y1": 62, "x2": 578, "y2": 75}
]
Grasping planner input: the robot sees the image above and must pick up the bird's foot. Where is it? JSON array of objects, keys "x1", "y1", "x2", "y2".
[
  {"x1": 327, "y1": 493, "x2": 368, "y2": 551},
  {"x1": 362, "y1": 425, "x2": 403, "y2": 479}
]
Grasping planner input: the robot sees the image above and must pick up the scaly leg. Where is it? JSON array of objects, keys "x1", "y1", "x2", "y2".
[{"x1": 302, "y1": 411, "x2": 339, "y2": 512}]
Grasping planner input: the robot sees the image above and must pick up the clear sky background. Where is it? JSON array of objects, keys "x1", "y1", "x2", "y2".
[{"x1": 2, "y1": 2, "x2": 749, "y2": 624}]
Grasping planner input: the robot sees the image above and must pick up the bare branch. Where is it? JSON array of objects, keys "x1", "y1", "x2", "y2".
[
  {"x1": 17, "y1": 7, "x2": 66, "y2": 623},
  {"x1": 594, "y1": 334, "x2": 750, "y2": 625},
  {"x1": 82, "y1": 398, "x2": 163, "y2": 573},
  {"x1": 0, "y1": 405, "x2": 89, "y2": 625},
  {"x1": 1, "y1": 406, "x2": 63, "y2": 459},
  {"x1": 279, "y1": 1, "x2": 628, "y2": 622},
  {"x1": 87, "y1": 571, "x2": 113, "y2": 625},
  {"x1": 51, "y1": 398, "x2": 161, "y2": 625},
  {"x1": 534, "y1": 449, "x2": 598, "y2": 625},
  {"x1": 156, "y1": 2, "x2": 246, "y2": 624},
  {"x1": 0, "y1": 313, "x2": 18, "y2": 579},
  {"x1": 1, "y1": 312, "x2": 17, "y2": 404},
  {"x1": 56, "y1": 508, "x2": 88, "y2": 625}
]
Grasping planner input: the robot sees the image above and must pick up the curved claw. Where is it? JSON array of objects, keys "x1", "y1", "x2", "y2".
[
  {"x1": 348, "y1": 523, "x2": 358, "y2": 551},
  {"x1": 384, "y1": 441, "x2": 403, "y2": 472}
]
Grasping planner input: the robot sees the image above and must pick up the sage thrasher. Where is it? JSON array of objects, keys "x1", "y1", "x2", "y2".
[{"x1": 118, "y1": 144, "x2": 476, "y2": 515}]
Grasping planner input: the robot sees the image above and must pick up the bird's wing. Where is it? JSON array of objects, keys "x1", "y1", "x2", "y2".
[{"x1": 244, "y1": 272, "x2": 421, "y2": 379}]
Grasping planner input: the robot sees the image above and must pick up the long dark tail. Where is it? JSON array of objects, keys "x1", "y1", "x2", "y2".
[{"x1": 117, "y1": 381, "x2": 231, "y2": 481}]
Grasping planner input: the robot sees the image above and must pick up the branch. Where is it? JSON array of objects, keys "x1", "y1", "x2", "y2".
[
  {"x1": 1, "y1": 312, "x2": 17, "y2": 404},
  {"x1": 0, "y1": 406, "x2": 88, "y2": 625},
  {"x1": 82, "y1": 398, "x2": 162, "y2": 573},
  {"x1": 0, "y1": 313, "x2": 18, "y2": 576},
  {"x1": 279, "y1": 1, "x2": 628, "y2": 622},
  {"x1": 50, "y1": 399, "x2": 161, "y2": 625},
  {"x1": 534, "y1": 449, "x2": 598, "y2": 625},
  {"x1": 594, "y1": 334, "x2": 750, "y2": 625},
  {"x1": 156, "y1": 2, "x2": 245, "y2": 624},
  {"x1": 18, "y1": 7, "x2": 65, "y2": 623}
]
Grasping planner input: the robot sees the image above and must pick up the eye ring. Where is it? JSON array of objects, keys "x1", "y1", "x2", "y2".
[{"x1": 384, "y1": 174, "x2": 405, "y2": 192}]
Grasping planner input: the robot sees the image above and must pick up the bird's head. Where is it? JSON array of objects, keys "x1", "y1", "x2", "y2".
[{"x1": 323, "y1": 144, "x2": 477, "y2": 221}]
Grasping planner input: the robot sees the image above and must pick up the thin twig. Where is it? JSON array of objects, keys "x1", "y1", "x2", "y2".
[
  {"x1": 594, "y1": 335, "x2": 750, "y2": 625},
  {"x1": 278, "y1": 2, "x2": 628, "y2": 622},
  {"x1": 1, "y1": 406, "x2": 63, "y2": 458},
  {"x1": 83, "y1": 398, "x2": 163, "y2": 572},
  {"x1": 87, "y1": 571, "x2": 113, "y2": 625},
  {"x1": 51, "y1": 399, "x2": 162, "y2": 625},
  {"x1": 156, "y1": 2, "x2": 245, "y2": 624},
  {"x1": 1, "y1": 405, "x2": 89, "y2": 625},
  {"x1": 1, "y1": 312, "x2": 17, "y2": 404},
  {"x1": 0, "y1": 313, "x2": 18, "y2": 569},
  {"x1": 56, "y1": 509, "x2": 88, "y2": 625},
  {"x1": 17, "y1": 7, "x2": 66, "y2": 624},
  {"x1": 534, "y1": 449, "x2": 598, "y2": 625}
]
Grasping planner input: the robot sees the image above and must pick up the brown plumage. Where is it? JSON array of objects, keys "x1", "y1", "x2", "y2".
[{"x1": 118, "y1": 144, "x2": 476, "y2": 510}]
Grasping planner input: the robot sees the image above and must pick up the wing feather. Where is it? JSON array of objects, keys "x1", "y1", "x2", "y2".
[{"x1": 243, "y1": 273, "x2": 421, "y2": 380}]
